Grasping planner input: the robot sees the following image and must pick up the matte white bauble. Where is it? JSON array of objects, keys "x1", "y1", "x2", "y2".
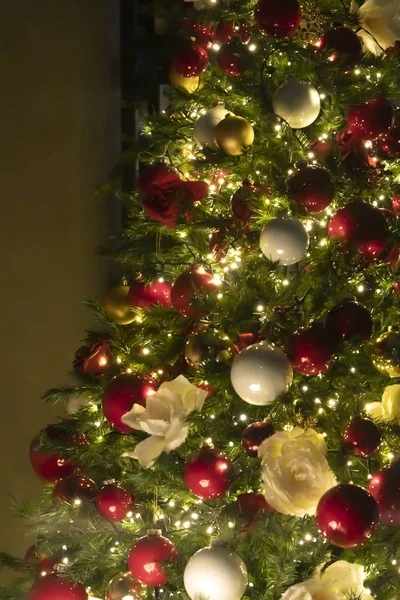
[
  {"x1": 231, "y1": 341, "x2": 293, "y2": 406},
  {"x1": 272, "y1": 76, "x2": 321, "y2": 129},
  {"x1": 184, "y1": 545, "x2": 248, "y2": 600},
  {"x1": 260, "y1": 217, "x2": 309, "y2": 266},
  {"x1": 194, "y1": 105, "x2": 228, "y2": 148}
]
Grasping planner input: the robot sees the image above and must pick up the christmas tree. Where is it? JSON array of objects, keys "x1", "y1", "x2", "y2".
[{"x1": 4, "y1": 0, "x2": 400, "y2": 598}]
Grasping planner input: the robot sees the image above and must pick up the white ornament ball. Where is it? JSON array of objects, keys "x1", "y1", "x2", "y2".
[
  {"x1": 260, "y1": 217, "x2": 309, "y2": 266},
  {"x1": 184, "y1": 545, "x2": 248, "y2": 600},
  {"x1": 194, "y1": 106, "x2": 228, "y2": 148},
  {"x1": 231, "y1": 341, "x2": 293, "y2": 406},
  {"x1": 272, "y1": 75, "x2": 321, "y2": 129}
]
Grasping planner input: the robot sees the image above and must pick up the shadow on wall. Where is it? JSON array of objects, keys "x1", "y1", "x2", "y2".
[{"x1": 0, "y1": 0, "x2": 120, "y2": 561}]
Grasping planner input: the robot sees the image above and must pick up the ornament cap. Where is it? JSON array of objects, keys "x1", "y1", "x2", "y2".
[{"x1": 147, "y1": 529, "x2": 163, "y2": 536}]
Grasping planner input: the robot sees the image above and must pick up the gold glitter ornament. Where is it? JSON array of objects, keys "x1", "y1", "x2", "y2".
[
  {"x1": 372, "y1": 328, "x2": 400, "y2": 377},
  {"x1": 294, "y1": 0, "x2": 325, "y2": 46}
]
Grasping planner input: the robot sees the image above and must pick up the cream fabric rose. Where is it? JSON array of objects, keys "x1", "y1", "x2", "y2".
[
  {"x1": 366, "y1": 384, "x2": 400, "y2": 424},
  {"x1": 122, "y1": 375, "x2": 207, "y2": 468},
  {"x1": 354, "y1": 0, "x2": 400, "y2": 54},
  {"x1": 259, "y1": 427, "x2": 337, "y2": 516},
  {"x1": 281, "y1": 561, "x2": 373, "y2": 600}
]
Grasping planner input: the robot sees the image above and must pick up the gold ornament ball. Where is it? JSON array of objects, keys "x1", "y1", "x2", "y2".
[
  {"x1": 168, "y1": 67, "x2": 203, "y2": 93},
  {"x1": 372, "y1": 329, "x2": 400, "y2": 377},
  {"x1": 106, "y1": 571, "x2": 147, "y2": 600},
  {"x1": 102, "y1": 285, "x2": 135, "y2": 325},
  {"x1": 215, "y1": 113, "x2": 254, "y2": 156}
]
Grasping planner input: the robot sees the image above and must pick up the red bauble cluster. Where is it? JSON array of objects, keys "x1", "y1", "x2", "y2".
[
  {"x1": 368, "y1": 460, "x2": 400, "y2": 526},
  {"x1": 237, "y1": 492, "x2": 270, "y2": 530},
  {"x1": 287, "y1": 164, "x2": 334, "y2": 214},
  {"x1": 328, "y1": 200, "x2": 389, "y2": 259},
  {"x1": 137, "y1": 165, "x2": 208, "y2": 228},
  {"x1": 254, "y1": 0, "x2": 301, "y2": 37},
  {"x1": 53, "y1": 475, "x2": 98, "y2": 504},
  {"x1": 184, "y1": 447, "x2": 234, "y2": 500},
  {"x1": 171, "y1": 268, "x2": 218, "y2": 319},
  {"x1": 287, "y1": 323, "x2": 335, "y2": 376},
  {"x1": 217, "y1": 39, "x2": 251, "y2": 76},
  {"x1": 29, "y1": 425, "x2": 85, "y2": 483},
  {"x1": 128, "y1": 532, "x2": 178, "y2": 586},
  {"x1": 347, "y1": 97, "x2": 394, "y2": 140},
  {"x1": 380, "y1": 119, "x2": 400, "y2": 157},
  {"x1": 343, "y1": 417, "x2": 381, "y2": 458},
  {"x1": 172, "y1": 41, "x2": 208, "y2": 77},
  {"x1": 316, "y1": 24, "x2": 362, "y2": 69},
  {"x1": 316, "y1": 484, "x2": 379, "y2": 548},
  {"x1": 231, "y1": 182, "x2": 256, "y2": 221},
  {"x1": 326, "y1": 300, "x2": 373, "y2": 342},
  {"x1": 73, "y1": 340, "x2": 112, "y2": 377},
  {"x1": 242, "y1": 421, "x2": 275, "y2": 457},
  {"x1": 128, "y1": 278, "x2": 172, "y2": 309},
  {"x1": 102, "y1": 372, "x2": 158, "y2": 433},
  {"x1": 215, "y1": 21, "x2": 251, "y2": 44},
  {"x1": 96, "y1": 483, "x2": 134, "y2": 522},
  {"x1": 28, "y1": 574, "x2": 88, "y2": 600}
]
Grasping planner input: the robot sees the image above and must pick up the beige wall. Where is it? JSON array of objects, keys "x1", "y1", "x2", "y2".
[{"x1": 0, "y1": 0, "x2": 120, "y2": 558}]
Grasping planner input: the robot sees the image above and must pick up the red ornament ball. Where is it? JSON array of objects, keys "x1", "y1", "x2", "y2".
[
  {"x1": 242, "y1": 421, "x2": 275, "y2": 457},
  {"x1": 316, "y1": 484, "x2": 379, "y2": 548},
  {"x1": 347, "y1": 97, "x2": 394, "y2": 140},
  {"x1": 287, "y1": 164, "x2": 334, "y2": 214},
  {"x1": 215, "y1": 21, "x2": 251, "y2": 44},
  {"x1": 380, "y1": 120, "x2": 400, "y2": 157},
  {"x1": 217, "y1": 39, "x2": 251, "y2": 76},
  {"x1": 231, "y1": 182, "x2": 256, "y2": 221},
  {"x1": 171, "y1": 41, "x2": 208, "y2": 78},
  {"x1": 102, "y1": 372, "x2": 158, "y2": 433},
  {"x1": 128, "y1": 532, "x2": 178, "y2": 586},
  {"x1": 181, "y1": 19, "x2": 215, "y2": 44},
  {"x1": 53, "y1": 475, "x2": 98, "y2": 504},
  {"x1": 171, "y1": 268, "x2": 218, "y2": 319},
  {"x1": 96, "y1": 483, "x2": 134, "y2": 522},
  {"x1": 343, "y1": 417, "x2": 381, "y2": 458},
  {"x1": 287, "y1": 323, "x2": 335, "y2": 376},
  {"x1": 128, "y1": 279, "x2": 172, "y2": 309},
  {"x1": 326, "y1": 300, "x2": 373, "y2": 342},
  {"x1": 28, "y1": 574, "x2": 88, "y2": 600},
  {"x1": 29, "y1": 426, "x2": 77, "y2": 483},
  {"x1": 237, "y1": 492, "x2": 270, "y2": 530},
  {"x1": 316, "y1": 25, "x2": 362, "y2": 69},
  {"x1": 254, "y1": 0, "x2": 301, "y2": 37},
  {"x1": 73, "y1": 340, "x2": 112, "y2": 377},
  {"x1": 184, "y1": 447, "x2": 234, "y2": 500},
  {"x1": 392, "y1": 196, "x2": 400, "y2": 213},
  {"x1": 368, "y1": 460, "x2": 400, "y2": 526},
  {"x1": 328, "y1": 200, "x2": 389, "y2": 259}
]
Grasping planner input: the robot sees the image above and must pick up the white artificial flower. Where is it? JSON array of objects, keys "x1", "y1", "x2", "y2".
[
  {"x1": 366, "y1": 384, "x2": 400, "y2": 424},
  {"x1": 281, "y1": 561, "x2": 374, "y2": 600},
  {"x1": 259, "y1": 427, "x2": 337, "y2": 516},
  {"x1": 354, "y1": 0, "x2": 400, "y2": 54},
  {"x1": 121, "y1": 375, "x2": 207, "y2": 468}
]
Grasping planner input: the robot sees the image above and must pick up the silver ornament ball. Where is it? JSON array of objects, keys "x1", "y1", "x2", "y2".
[
  {"x1": 194, "y1": 105, "x2": 228, "y2": 148},
  {"x1": 272, "y1": 76, "x2": 321, "y2": 129},
  {"x1": 230, "y1": 341, "x2": 293, "y2": 406},
  {"x1": 184, "y1": 545, "x2": 248, "y2": 600},
  {"x1": 260, "y1": 217, "x2": 309, "y2": 266}
]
